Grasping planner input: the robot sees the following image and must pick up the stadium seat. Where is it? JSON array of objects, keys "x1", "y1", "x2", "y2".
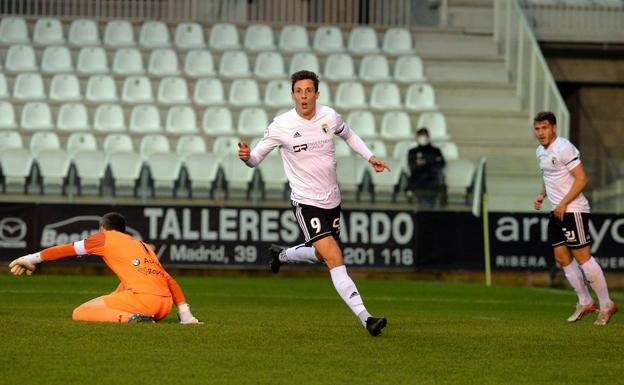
[
  {"x1": 13, "y1": 73, "x2": 46, "y2": 100},
  {"x1": 30, "y1": 131, "x2": 61, "y2": 154},
  {"x1": 313, "y1": 26, "x2": 344, "y2": 53},
  {"x1": 112, "y1": 48, "x2": 145, "y2": 75},
  {"x1": 394, "y1": 55, "x2": 426, "y2": 83},
  {"x1": 228, "y1": 78, "x2": 261, "y2": 107},
  {"x1": 146, "y1": 151, "x2": 183, "y2": 194},
  {"x1": 139, "y1": 21, "x2": 170, "y2": 48},
  {"x1": 77, "y1": 47, "x2": 109, "y2": 74},
  {"x1": 336, "y1": 156, "x2": 367, "y2": 197},
  {"x1": 157, "y1": 77, "x2": 189, "y2": 104},
  {"x1": 359, "y1": 54, "x2": 391, "y2": 82},
  {"x1": 382, "y1": 28, "x2": 414, "y2": 55},
  {"x1": 212, "y1": 136, "x2": 241, "y2": 155},
  {"x1": 444, "y1": 158, "x2": 475, "y2": 200},
  {"x1": 417, "y1": 112, "x2": 450, "y2": 141},
  {"x1": 405, "y1": 84, "x2": 437, "y2": 111},
  {"x1": 49, "y1": 74, "x2": 82, "y2": 101},
  {"x1": 106, "y1": 151, "x2": 143, "y2": 191},
  {"x1": 0, "y1": 131, "x2": 23, "y2": 151},
  {"x1": 193, "y1": 78, "x2": 225, "y2": 105},
  {"x1": 5, "y1": 45, "x2": 37, "y2": 72},
  {"x1": 244, "y1": 24, "x2": 275, "y2": 51},
  {"x1": 93, "y1": 104, "x2": 125, "y2": 132},
  {"x1": 258, "y1": 156, "x2": 288, "y2": 198},
  {"x1": 0, "y1": 102, "x2": 17, "y2": 129},
  {"x1": 67, "y1": 132, "x2": 98, "y2": 155},
  {"x1": 68, "y1": 19, "x2": 100, "y2": 46},
  {"x1": 346, "y1": 110, "x2": 377, "y2": 139},
  {"x1": 184, "y1": 49, "x2": 216, "y2": 77},
  {"x1": 166, "y1": 106, "x2": 197, "y2": 134},
  {"x1": 129, "y1": 105, "x2": 162, "y2": 133},
  {"x1": 369, "y1": 158, "x2": 404, "y2": 201},
  {"x1": 41, "y1": 46, "x2": 73, "y2": 73},
  {"x1": 174, "y1": 22, "x2": 205, "y2": 49},
  {"x1": 121, "y1": 76, "x2": 154, "y2": 103},
  {"x1": 0, "y1": 17, "x2": 29, "y2": 44},
  {"x1": 219, "y1": 50, "x2": 251, "y2": 78},
  {"x1": 289, "y1": 52, "x2": 321, "y2": 75},
  {"x1": 33, "y1": 18, "x2": 65, "y2": 45},
  {"x1": 139, "y1": 134, "x2": 170, "y2": 159},
  {"x1": 202, "y1": 107, "x2": 234, "y2": 136},
  {"x1": 370, "y1": 82, "x2": 402, "y2": 110},
  {"x1": 209, "y1": 23, "x2": 240, "y2": 50},
  {"x1": 85, "y1": 75, "x2": 118, "y2": 102},
  {"x1": 148, "y1": 48, "x2": 179, "y2": 76},
  {"x1": 184, "y1": 153, "x2": 221, "y2": 194},
  {"x1": 36, "y1": 148, "x2": 72, "y2": 193},
  {"x1": 335, "y1": 139, "x2": 352, "y2": 157},
  {"x1": 254, "y1": 51, "x2": 286, "y2": 79},
  {"x1": 20, "y1": 102, "x2": 53, "y2": 130},
  {"x1": 57, "y1": 103, "x2": 90, "y2": 131},
  {"x1": 176, "y1": 135, "x2": 206, "y2": 159},
  {"x1": 279, "y1": 25, "x2": 310, "y2": 52},
  {"x1": 0, "y1": 148, "x2": 34, "y2": 190},
  {"x1": 324, "y1": 53, "x2": 356, "y2": 81},
  {"x1": 0, "y1": 74, "x2": 8, "y2": 99},
  {"x1": 335, "y1": 81, "x2": 367, "y2": 110},
  {"x1": 318, "y1": 82, "x2": 332, "y2": 106},
  {"x1": 436, "y1": 141, "x2": 460, "y2": 161},
  {"x1": 393, "y1": 140, "x2": 418, "y2": 173},
  {"x1": 347, "y1": 26, "x2": 379, "y2": 54},
  {"x1": 103, "y1": 133, "x2": 133, "y2": 154},
  {"x1": 380, "y1": 111, "x2": 413, "y2": 140},
  {"x1": 104, "y1": 20, "x2": 135, "y2": 47},
  {"x1": 364, "y1": 139, "x2": 388, "y2": 157},
  {"x1": 73, "y1": 150, "x2": 107, "y2": 194},
  {"x1": 220, "y1": 154, "x2": 256, "y2": 195},
  {"x1": 264, "y1": 80, "x2": 293, "y2": 108},
  {"x1": 237, "y1": 108, "x2": 268, "y2": 137}
]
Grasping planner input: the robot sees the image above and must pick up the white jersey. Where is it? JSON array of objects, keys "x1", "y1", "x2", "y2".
[
  {"x1": 536, "y1": 136, "x2": 590, "y2": 213},
  {"x1": 245, "y1": 105, "x2": 373, "y2": 209}
]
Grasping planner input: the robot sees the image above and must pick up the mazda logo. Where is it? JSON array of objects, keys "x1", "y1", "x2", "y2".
[{"x1": 0, "y1": 217, "x2": 27, "y2": 241}]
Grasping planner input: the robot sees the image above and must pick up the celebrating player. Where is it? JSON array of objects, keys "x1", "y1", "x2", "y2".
[
  {"x1": 9, "y1": 212, "x2": 201, "y2": 324},
  {"x1": 238, "y1": 70, "x2": 390, "y2": 336},
  {"x1": 533, "y1": 111, "x2": 617, "y2": 325}
]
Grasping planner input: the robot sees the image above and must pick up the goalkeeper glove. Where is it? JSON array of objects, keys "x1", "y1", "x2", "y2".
[
  {"x1": 177, "y1": 303, "x2": 203, "y2": 324},
  {"x1": 9, "y1": 253, "x2": 42, "y2": 276}
]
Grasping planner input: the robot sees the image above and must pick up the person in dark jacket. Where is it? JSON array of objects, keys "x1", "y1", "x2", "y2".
[{"x1": 406, "y1": 127, "x2": 445, "y2": 207}]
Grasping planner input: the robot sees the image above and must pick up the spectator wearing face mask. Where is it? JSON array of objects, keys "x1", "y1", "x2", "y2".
[{"x1": 406, "y1": 127, "x2": 446, "y2": 207}]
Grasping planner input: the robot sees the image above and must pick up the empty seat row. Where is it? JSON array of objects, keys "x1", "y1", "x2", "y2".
[
  {"x1": 0, "y1": 17, "x2": 415, "y2": 54},
  {"x1": 0, "y1": 45, "x2": 426, "y2": 83}
]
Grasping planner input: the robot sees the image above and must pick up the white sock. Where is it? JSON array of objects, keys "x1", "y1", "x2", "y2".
[
  {"x1": 562, "y1": 260, "x2": 593, "y2": 306},
  {"x1": 329, "y1": 265, "x2": 371, "y2": 326},
  {"x1": 280, "y1": 244, "x2": 319, "y2": 264},
  {"x1": 579, "y1": 257, "x2": 613, "y2": 310}
]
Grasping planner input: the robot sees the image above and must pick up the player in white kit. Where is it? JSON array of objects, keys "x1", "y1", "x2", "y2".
[
  {"x1": 533, "y1": 111, "x2": 617, "y2": 325},
  {"x1": 238, "y1": 70, "x2": 390, "y2": 336}
]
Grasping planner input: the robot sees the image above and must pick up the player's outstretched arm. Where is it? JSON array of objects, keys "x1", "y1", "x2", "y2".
[
  {"x1": 8, "y1": 253, "x2": 41, "y2": 275},
  {"x1": 164, "y1": 273, "x2": 203, "y2": 324},
  {"x1": 368, "y1": 155, "x2": 391, "y2": 173}
]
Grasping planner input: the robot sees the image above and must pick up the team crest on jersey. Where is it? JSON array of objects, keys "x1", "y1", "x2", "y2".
[
  {"x1": 132, "y1": 258, "x2": 140, "y2": 266},
  {"x1": 551, "y1": 156, "x2": 557, "y2": 165},
  {"x1": 321, "y1": 123, "x2": 329, "y2": 133}
]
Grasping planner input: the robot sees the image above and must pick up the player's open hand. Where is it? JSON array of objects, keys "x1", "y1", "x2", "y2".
[
  {"x1": 553, "y1": 203, "x2": 566, "y2": 221},
  {"x1": 534, "y1": 194, "x2": 544, "y2": 210},
  {"x1": 238, "y1": 142, "x2": 250, "y2": 162},
  {"x1": 9, "y1": 256, "x2": 36, "y2": 276},
  {"x1": 368, "y1": 156, "x2": 390, "y2": 172}
]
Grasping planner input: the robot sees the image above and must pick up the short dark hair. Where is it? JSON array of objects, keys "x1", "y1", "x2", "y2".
[
  {"x1": 100, "y1": 212, "x2": 126, "y2": 232},
  {"x1": 416, "y1": 127, "x2": 430, "y2": 136},
  {"x1": 534, "y1": 111, "x2": 557, "y2": 125},
  {"x1": 291, "y1": 70, "x2": 319, "y2": 93}
]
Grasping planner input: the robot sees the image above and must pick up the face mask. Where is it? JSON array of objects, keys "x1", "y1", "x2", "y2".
[{"x1": 417, "y1": 136, "x2": 429, "y2": 146}]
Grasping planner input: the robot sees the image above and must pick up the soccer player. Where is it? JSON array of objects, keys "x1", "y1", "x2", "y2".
[
  {"x1": 8, "y1": 212, "x2": 201, "y2": 324},
  {"x1": 238, "y1": 70, "x2": 390, "y2": 336},
  {"x1": 533, "y1": 111, "x2": 617, "y2": 325}
]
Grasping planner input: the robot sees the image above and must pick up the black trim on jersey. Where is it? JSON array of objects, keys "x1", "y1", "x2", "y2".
[
  {"x1": 335, "y1": 123, "x2": 345, "y2": 135},
  {"x1": 565, "y1": 157, "x2": 579, "y2": 165}
]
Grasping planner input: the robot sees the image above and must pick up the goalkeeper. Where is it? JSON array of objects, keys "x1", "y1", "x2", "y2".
[{"x1": 9, "y1": 212, "x2": 201, "y2": 324}]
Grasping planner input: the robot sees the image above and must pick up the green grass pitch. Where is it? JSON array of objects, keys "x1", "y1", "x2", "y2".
[{"x1": 1, "y1": 274, "x2": 623, "y2": 385}]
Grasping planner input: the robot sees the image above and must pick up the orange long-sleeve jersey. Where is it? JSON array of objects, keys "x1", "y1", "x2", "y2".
[{"x1": 40, "y1": 230, "x2": 186, "y2": 305}]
